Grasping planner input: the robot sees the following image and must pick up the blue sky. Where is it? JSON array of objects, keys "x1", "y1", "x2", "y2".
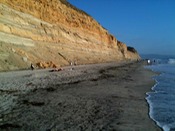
[{"x1": 68, "y1": 0, "x2": 175, "y2": 56}]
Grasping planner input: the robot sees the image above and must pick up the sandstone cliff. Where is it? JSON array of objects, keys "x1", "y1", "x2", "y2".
[{"x1": 0, "y1": 0, "x2": 140, "y2": 71}]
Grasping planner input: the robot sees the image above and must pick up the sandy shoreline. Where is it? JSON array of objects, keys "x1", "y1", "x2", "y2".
[{"x1": 0, "y1": 61, "x2": 161, "y2": 130}]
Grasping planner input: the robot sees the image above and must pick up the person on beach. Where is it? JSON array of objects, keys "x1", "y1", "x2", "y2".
[
  {"x1": 31, "y1": 63, "x2": 35, "y2": 70},
  {"x1": 147, "y1": 59, "x2": 151, "y2": 64},
  {"x1": 70, "y1": 61, "x2": 74, "y2": 70},
  {"x1": 74, "y1": 60, "x2": 77, "y2": 66}
]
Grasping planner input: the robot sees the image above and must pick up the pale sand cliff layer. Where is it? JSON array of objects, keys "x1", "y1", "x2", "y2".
[
  {"x1": 0, "y1": 61, "x2": 160, "y2": 130},
  {"x1": 0, "y1": 0, "x2": 140, "y2": 71}
]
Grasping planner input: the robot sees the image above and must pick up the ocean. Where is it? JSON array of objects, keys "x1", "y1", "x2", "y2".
[{"x1": 142, "y1": 54, "x2": 175, "y2": 131}]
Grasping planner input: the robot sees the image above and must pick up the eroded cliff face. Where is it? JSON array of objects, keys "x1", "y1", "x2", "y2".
[{"x1": 0, "y1": 0, "x2": 140, "y2": 71}]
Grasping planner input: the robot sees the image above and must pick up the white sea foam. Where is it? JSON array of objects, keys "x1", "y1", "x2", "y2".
[
  {"x1": 145, "y1": 56, "x2": 175, "y2": 131},
  {"x1": 146, "y1": 93, "x2": 168, "y2": 131},
  {"x1": 163, "y1": 125, "x2": 170, "y2": 131},
  {"x1": 161, "y1": 122, "x2": 175, "y2": 131},
  {"x1": 145, "y1": 73, "x2": 164, "y2": 130},
  {"x1": 168, "y1": 59, "x2": 175, "y2": 64},
  {"x1": 146, "y1": 90, "x2": 161, "y2": 130}
]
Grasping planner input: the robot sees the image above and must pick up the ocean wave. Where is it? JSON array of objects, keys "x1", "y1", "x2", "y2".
[
  {"x1": 162, "y1": 122, "x2": 175, "y2": 131},
  {"x1": 145, "y1": 55, "x2": 175, "y2": 131},
  {"x1": 162, "y1": 125, "x2": 170, "y2": 131},
  {"x1": 168, "y1": 59, "x2": 175, "y2": 64}
]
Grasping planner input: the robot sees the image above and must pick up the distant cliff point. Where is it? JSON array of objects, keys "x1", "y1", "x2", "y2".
[{"x1": 0, "y1": 0, "x2": 140, "y2": 71}]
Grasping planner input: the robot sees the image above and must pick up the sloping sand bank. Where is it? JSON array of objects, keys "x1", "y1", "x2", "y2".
[{"x1": 0, "y1": 61, "x2": 161, "y2": 130}]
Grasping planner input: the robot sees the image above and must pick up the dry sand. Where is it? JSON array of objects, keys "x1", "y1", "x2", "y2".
[{"x1": 0, "y1": 61, "x2": 161, "y2": 131}]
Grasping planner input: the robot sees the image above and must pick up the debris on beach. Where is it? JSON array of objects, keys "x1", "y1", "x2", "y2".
[{"x1": 36, "y1": 61, "x2": 58, "y2": 69}]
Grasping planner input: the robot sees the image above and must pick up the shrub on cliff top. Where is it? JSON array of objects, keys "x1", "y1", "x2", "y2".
[{"x1": 127, "y1": 46, "x2": 137, "y2": 53}]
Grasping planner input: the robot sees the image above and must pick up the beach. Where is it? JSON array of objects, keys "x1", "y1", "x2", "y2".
[{"x1": 0, "y1": 61, "x2": 161, "y2": 131}]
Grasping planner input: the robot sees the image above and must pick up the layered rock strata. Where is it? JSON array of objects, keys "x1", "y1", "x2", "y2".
[{"x1": 0, "y1": 0, "x2": 140, "y2": 71}]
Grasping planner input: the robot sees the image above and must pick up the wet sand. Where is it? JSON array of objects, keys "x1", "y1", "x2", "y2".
[{"x1": 0, "y1": 61, "x2": 161, "y2": 131}]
